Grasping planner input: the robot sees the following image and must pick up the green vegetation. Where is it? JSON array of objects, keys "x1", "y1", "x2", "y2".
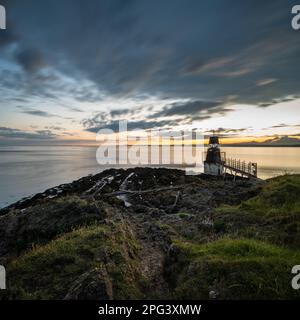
[
  {"x1": 5, "y1": 222, "x2": 144, "y2": 300},
  {"x1": 165, "y1": 238, "x2": 300, "y2": 299},
  {"x1": 177, "y1": 212, "x2": 191, "y2": 219},
  {"x1": 163, "y1": 175, "x2": 300, "y2": 299},
  {"x1": 216, "y1": 175, "x2": 300, "y2": 216},
  {"x1": 239, "y1": 175, "x2": 300, "y2": 216},
  {"x1": 1, "y1": 173, "x2": 300, "y2": 300},
  {"x1": 9, "y1": 196, "x2": 103, "y2": 255},
  {"x1": 214, "y1": 175, "x2": 300, "y2": 248}
]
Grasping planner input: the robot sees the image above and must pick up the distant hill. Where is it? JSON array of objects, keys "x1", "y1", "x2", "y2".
[{"x1": 224, "y1": 136, "x2": 300, "y2": 147}]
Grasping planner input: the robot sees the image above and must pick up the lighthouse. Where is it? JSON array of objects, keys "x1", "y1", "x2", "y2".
[
  {"x1": 203, "y1": 134, "x2": 258, "y2": 179},
  {"x1": 204, "y1": 135, "x2": 225, "y2": 176}
]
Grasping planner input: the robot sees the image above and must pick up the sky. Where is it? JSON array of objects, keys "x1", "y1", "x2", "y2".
[{"x1": 0, "y1": 0, "x2": 300, "y2": 145}]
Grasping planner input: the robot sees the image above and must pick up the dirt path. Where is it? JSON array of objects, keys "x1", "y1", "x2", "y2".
[{"x1": 128, "y1": 212, "x2": 171, "y2": 299}]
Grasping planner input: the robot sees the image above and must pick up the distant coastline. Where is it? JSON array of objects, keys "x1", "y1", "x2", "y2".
[
  {"x1": 1, "y1": 143, "x2": 300, "y2": 148},
  {"x1": 221, "y1": 144, "x2": 300, "y2": 147}
]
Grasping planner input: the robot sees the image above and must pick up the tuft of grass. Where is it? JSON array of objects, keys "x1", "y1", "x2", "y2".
[
  {"x1": 213, "y1": 219, "x2": 227, "y2": 233},
  {"x1": 177, "y1": 212, "x2": 190, "y2": 219}
]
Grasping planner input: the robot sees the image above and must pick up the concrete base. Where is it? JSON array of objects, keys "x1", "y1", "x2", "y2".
[{"x1": 204, "y1": 162, "x2": 224, "y2": 176}]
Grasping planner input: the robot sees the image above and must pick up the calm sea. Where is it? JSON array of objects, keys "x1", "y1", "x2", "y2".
[{"x1": 0, "y1": 145, "x2": 300, "y2": 208}]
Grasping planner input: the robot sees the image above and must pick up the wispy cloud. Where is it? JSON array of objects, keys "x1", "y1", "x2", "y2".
[
  {"x1": 19, "y1": 109, "x2": 57, "y2": 118},
  {"x1": 256, "y1": 78, "x2": 277, "y2": 86},
  {"x1": 85, "y1": 119, "x2": 183, "y2": 133},
  {"x1": 82, "y1": 98, "x2": 235, "y2": 133},
  {"x1": 153, "y1": 100, "x2": 224, "y2": 117},
  {"x1": 17, "y1": 106, "x2": 72, "y2": 120},
  {"x1": 258, "y1": 95, "x2": 300, "y2": 108},
  {"x1": 0, "y1": 127, "x2": 56, "y2": 140}
]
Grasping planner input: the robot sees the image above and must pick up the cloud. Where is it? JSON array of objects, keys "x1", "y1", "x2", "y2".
[
  {"x1": 82, "y1": 98, "x2": 235, "y2": 133},
  {"x1": 184, "y1": 57, "x2": 234, "y2": 75},
  {"x1": 204, "y1": 127, "x2": 250, "y2": 137},
  {"x1": 45, "y1": 126, "x2": 66, "y2": 131},
  {"x1": 17, "y1": 106, "x2": 57, "y2": 118},
  {"x1": 20, "y1": 109, "x2": 56, "y2": 117},
  {"x1": 258, "y1": 95, "x2": 300, "y2": 108},
  {"x1": 2, "y1": 0, "x2": 299, "y2": 106},
  {"x1": 270, "y1": 123, "x2": 289, "y2": 128},
  {"x1": 1, "y1": 0, "x2": 300, "y2": 141},
  {"x1": 17, "y1": 106, "x2": 72, "y2": 119},
  {"x1": 210, "y1": 127, "x2": 249, "y2": 134},
  {"x1": 109, "y1": 109, "x2": 134, "y2": 118},
  {"x1": 0, "y1": 127, "x2": 56, "y2": 139},
  {"x1": 68, "y1": 107, "x2": 84, "y2": 113},
  {"x1": 85, "y1": 119, "x2": 182, "y2": 133},
  {"x1": 153, "y1": 100, "x2": 224, "y2": 118},
  {"x1": 258, "y1": 102, "x2": 273, "y2": 108},
  {"x1": 256, "y1": 78, "x2": 277, "y2": 86},
  {"x1": 263, "y1": 123, "x2": 300, "y2": 129}
]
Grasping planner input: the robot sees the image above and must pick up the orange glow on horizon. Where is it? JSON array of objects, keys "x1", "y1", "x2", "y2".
[{"x1": 53, "y1": 131, "x2": 300, "y2": 146}]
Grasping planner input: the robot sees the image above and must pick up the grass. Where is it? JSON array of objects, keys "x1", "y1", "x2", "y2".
[
  {"x1": 214, "y1": 175, "x2": 300, "y2": 248},
  {"x1": 8, "y1": 196, "x2": 103, "y2": 255},
  {"x1": 177, "y1": 212, "x2": 191, "y2": 219},
  {"x1": 4, "y1": 221, "x2": 144, "y2": 300},
  {"x1": 220, "y1": 175, "x2": 300, "y2": 217},
  {"x1": 163, "y1": 176, "x2": 300, "y2": 299},
  {"x1": 2, "y1": 174, "x2": 300, "y2": 300},
  {"x1": 165, "y1": 238, "x2": 300, "y2": 299}
]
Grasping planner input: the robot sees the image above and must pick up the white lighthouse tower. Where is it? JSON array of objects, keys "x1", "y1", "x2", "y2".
[{"x1": 204, "y1": 135, "x2": 225, "y2": 176}]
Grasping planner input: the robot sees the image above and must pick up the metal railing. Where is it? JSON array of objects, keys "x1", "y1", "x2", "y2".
[{"x1": 224, "y1": 158, "x2": 257, "y2": 177}]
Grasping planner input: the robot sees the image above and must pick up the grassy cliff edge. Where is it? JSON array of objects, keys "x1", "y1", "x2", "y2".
[{"x1": 0, "y1": 170, "x2": 299, "y2": 300}]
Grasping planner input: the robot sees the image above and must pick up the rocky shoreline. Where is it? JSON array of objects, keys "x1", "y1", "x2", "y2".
[{"x1": 0, "y1": 167, "x2": 261, "y2": 216}]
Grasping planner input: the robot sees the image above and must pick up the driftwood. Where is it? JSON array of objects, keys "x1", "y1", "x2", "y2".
[
  {"x1": 81, "y1": 180, "x2": 109, "y2": 214},
  {"x1": 170, "y1": 191, "x2": 181, "y2": 211},
  {"x1": 102, "y1": 185, "x2": 185, "y2": 197},
  {"x1": 81, "y1": 179, "x2": 187, "y2": 214}
]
